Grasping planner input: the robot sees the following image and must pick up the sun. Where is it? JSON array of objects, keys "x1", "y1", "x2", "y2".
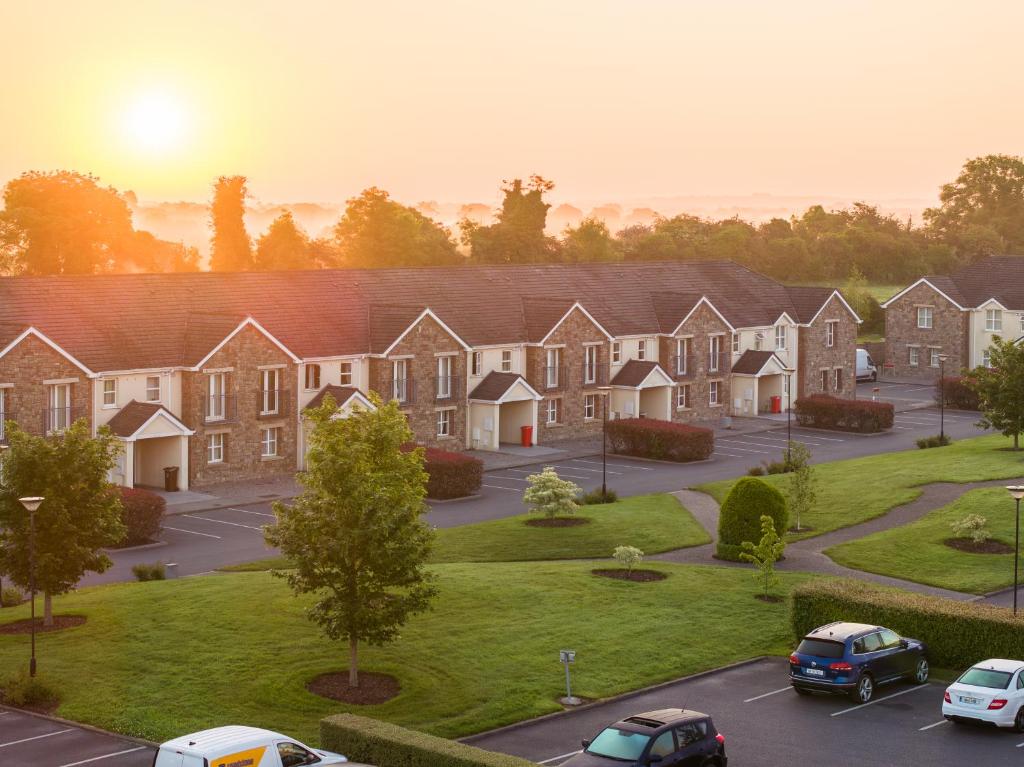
[{"x1": 120, "y1": 90, "x2": 190, "y2": 155}]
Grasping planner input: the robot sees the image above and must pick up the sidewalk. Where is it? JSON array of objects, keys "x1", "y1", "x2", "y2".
[{"x1": 152, "y1": 475, "x2": 299, "y2": 516}]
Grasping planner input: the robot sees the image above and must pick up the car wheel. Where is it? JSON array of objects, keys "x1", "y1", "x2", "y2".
[
  {"x1": 912, "y1": 657, "x2": 929, "y2": 684},
  {"x1": 1015, "y1": 707, "x2": 1024, "y2": 733},
  {"x1": 850, "y1": 674, "x2": 874, "y2": 704}
]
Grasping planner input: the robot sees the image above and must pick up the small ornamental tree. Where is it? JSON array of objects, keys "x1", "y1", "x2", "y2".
[
  {"x1": 522, "y1": 467, "x2": 581, "y2": 519},
  {"x1": 968, "y1": 337, "x2": 1024, "y2": 449},
  {"x1": 716, "y1": 476, "x2": 789, "y2": 561},
  {"x1": 950, "y1": 514, "x2": 992, "y2": 544},
  {"x1": 0, "y1": 420, "x2": 124, "y2": 625},
  {"x1": 265, "y1": 394, "x2": 438, "y2": 688},
  {"x1": 613, "y1": 545, "x2": 644, "y2": 574},
  {"x1": 786, "y1": 441, "x2": 816, "y2": 532},
  {"x1": 739, "y1": 515, "x2": 786, "y2": 599}
]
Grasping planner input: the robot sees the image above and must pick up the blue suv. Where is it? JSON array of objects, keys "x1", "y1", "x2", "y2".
[{"x1": 789, "y1": 621, "x2": 929, "y2": 703}]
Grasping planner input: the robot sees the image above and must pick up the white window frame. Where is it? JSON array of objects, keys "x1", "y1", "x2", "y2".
[
  {"x1": 392, "y1": 359, "x2": 408, "y2": 402},
  {"x1": 339, "y1": 361, "x2": 353, "y2": 387},
  {"x1": 545, "y1": 348, "x2": 560, "y2": 389},
  {"x1": 101, "y1": 379, "x2": 117, "y2": 408},
  {"x1": 436, "y1": 408, "x2": 452, "y2": 437},
  {"x1": 986, "y1": 308, "x2": 1003, "y2": 332},
  {"x1": 584, "y1": 345, "x2": 597, "y2": 385},
  {"x1": 820, "y1": 369, "x2": 829, "y2": 390},
  {"x1": 545, "y1": 398, "x2": 560, "y2": 424},
  {"x1": 48, "y1": 383, "x2": 72, "y2": 432},
  {"x1": 982, "y1": 349, "x2": 992, "y2": 368},
  {"x1": 437, "y1": 355, "x2": 453, "y2": 399},
  {"x1": 611, "y1": 341, "x2": 622, "y2": 365},
  {"x1": 261, "y1": 368, "x2": 280, "y2": 415},
  {"x1": 500, "y1": 350, "x2": 513, "y2": 373},
  {"x1": 471, "y1": 351, "x2": 482, "y2": 377},
  {"x1": 583, "y1": 393, "x2": 596, "y2": 420},
  {"x1": 731, "y1": 332, "x2": 740, "y2": 354},
  {"x1": 0, "y1": 388, "x2": 6, "y2": 443},
  {"x1": 1019, "y1": 313, "x2": 1024, "y2": 333},
  {"x1": 775, "y1": 325, "x2": 786, "y2": 351},
  {"x1": 709, "y1": 380, "x2": 720, "y2": 406},
  {"x1": 754, "y1": 333, "x2": 763, "y2": 352},
  {"x1": 145, "y1": 375, "x2": 161, "y2": 402},
  {"x1": 825, "y1": 321, "x2": 836, "y2": 348},
  {"x1": 207, "y1": 433, "x2": 224, "y2": 464},
  {"x1": 929, "y1": 348, "x2": 941, "y2": 368},
  {"x1": 908, "y1": 346, "x2": 920, "y2": 367},
  {"x1": 709, "y1": 336, "x2": 721, "y2": 373},
  {"x1": 208, "y1": 372, "x2": 226, "y2": 420},
  {"x1": 637, "y1": 339, "x2": 647, "y2": 361},
  {"x1": 833, "y1": 367, "x2": 842, "y2": 392},
  {"x1": 677, "y1": 384, "x2": 691, "y2": 410},
  {"x1": 675, "y1": 338, "x2": 689, "y2": 375},
  {"x1": 261, "y1": 427, "x2": 279, "y2": 458},
  {"x1": 304, "y1": 364, "x2": 321, "y2": 391},
  {"x1": 917, "y1": 306, "x2": 933, "y2": 329}
]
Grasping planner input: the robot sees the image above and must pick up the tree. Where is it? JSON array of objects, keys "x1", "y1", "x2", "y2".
[
  {"x1": 333, "y1": 187, "x2": 461, "y2": 268},
  {"x1": 613, "y1": 545, "x2": 644, "y2": 574},
  {"x1": 463, "y1": 176, "x2": 559, "y2": 264},
  {"x1": 968, "y1": 337, "x2": 1024, "y2": 449},
  {"x1": 209, "y1": 175, "x2": 253, "y2": 272},
  {"x1": 0, "y1": 420, "x2": 124, "y2": 625},
  {"x1": 739, "y1": 515, "x2": 786, "y2": 600},
  {"x1": 264, "y1": 394, "x2": 437, "y2": 688},
  {"x1": 255, "y1": 211, "x2": 311, "y2": 270},
  {"x1": 561, "y1": 217, "x2": 621, "y2": 262},
  {"x1": 786, "y1": 441, "x2": 816, "y2": 532},
  {"x1": 522, "y1": 467, "x2": 581, "y2": 519},
  {"x1": 716, "y1": 477, "x2": 788, "y2": 561}
]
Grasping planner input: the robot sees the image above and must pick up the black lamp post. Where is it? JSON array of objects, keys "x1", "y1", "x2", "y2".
[
  {"x1": 1007, "y1": 486, "x2": 1024, "y2": 616},
  {"x1": 938, "y1": 354, "x2": 948, "y2": 442},
  {"x1": 785, "y1": 369, "x2": 794, "y2": 464},
  {"x1": 598, "y1": 386, "x2": 612, "y2": 499},
  {"x1": 18, "y1": 496, "x2": 43, "y2": 677}
]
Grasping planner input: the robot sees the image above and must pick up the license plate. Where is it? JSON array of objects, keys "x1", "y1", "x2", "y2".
[
  {"x1": 960, "y1": 696, "x2": 981, "y2": 705},
  {"x1": 804, "y1": 668, "x2": 825, "y2": 677}
]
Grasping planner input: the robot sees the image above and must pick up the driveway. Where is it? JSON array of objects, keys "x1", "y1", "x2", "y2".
[
  {"x1": 0, "y1": 708, "x2": 154, "y2": 767},
  {"x1": 465, "y1": 658, "x2": 1023, "y2": 766}
]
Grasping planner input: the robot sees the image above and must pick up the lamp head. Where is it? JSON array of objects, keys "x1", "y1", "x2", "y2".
[
  {"x1": 18, "y1": 496, "x2": 43, "y2": 513},
  {"x1": 1007, "y1": 486, "x2": 1024, "y2": 502}
]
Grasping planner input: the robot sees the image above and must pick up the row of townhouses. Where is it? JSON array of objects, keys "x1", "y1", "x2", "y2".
[
  {"x1": 0, "y1": 261, "x2": 859, "y2": 490},
  {"x1": 882, "y1": 256, "x2": 1024, "y2": 380}
]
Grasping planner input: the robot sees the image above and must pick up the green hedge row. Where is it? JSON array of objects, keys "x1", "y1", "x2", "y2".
[
  {"x1": 794, "y1": 394, "x2": 894, "y2": 433},
  {"x1": 320, "y1": 713, "x2": 538, "y2": 767},
  {"x1": 790, "y1": 579, "x2": 1024, "y2": 669},
  {"x1": 935, "y1": 376, "x2": 980, "y2": 411},
  {"x1": 424, "y1": 447, "x2": 483, "y2": 500}
]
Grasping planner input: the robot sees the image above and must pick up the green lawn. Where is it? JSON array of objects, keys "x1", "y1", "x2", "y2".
[
  {"x1": 699, "y1": 435, "x2": 1024, "y2": 542},
  {"x1": 222, "y1": 493, "x2": 709, "y2": 571},
  {"x1": 826, "y1": 486, "x2": 1022, "y2": 594},
  {"x1": 0, "y1": 563, "x2": 811, "y2": 745}
]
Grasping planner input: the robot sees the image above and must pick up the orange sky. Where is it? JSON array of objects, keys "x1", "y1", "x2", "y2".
[{"x1": 2, "y1": 1, "x2": 1022, "y2": 207}]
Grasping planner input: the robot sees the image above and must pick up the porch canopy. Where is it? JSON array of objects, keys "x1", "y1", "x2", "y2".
[
  {"x1": 608, "y1": 360, "x2": 674, "y2": 421},
  {"x1": 468, "y1": 371, "x2": 541, "y2": 450},
  {"x1": 731, "y1": 350, "x2": 791, "y2": 415},
  {"x1": 106, "y1": 400, "x2": 194, "y2": 490}
]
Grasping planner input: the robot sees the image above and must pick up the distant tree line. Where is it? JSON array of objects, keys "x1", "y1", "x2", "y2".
[{"x1": 4, "y1": 155, "x2": 1024, "y2": 282}]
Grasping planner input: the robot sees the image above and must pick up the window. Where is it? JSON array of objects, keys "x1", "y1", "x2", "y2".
[
  {"x1": 637, "y1": 339, "x2": 646, "y2": 360},
  {"x1": 339, "y1": 361, "x2": 353, "y2": 386},
  {"x1": 436, "y1": 408, "x2": 452, "y2": 437},
  {"x1": 471, "y1": 351, "x2": 482, "y2": 377},
  {"x1": 436, "y1": 355, "x2": 453, "y2": 399},
  {"x1": 675, "y1": 338, "x2": 689, "y2": 375},
  {"x1": 833, "y1": 368, "x2": 842, "y2": 392},
  {"x1": 709, "y1": 380, "x2": 720, "y2": 406},
  {"x1": 102, "y1": 379, "x2": 117, "y2": 407},
  {"x1": 584, "y1": 345, "x2": 597, "y2": 384},
  {"x1": 391, "y1": 359, "x2": 408, "y2": 402},
  {"x1": 708, "y1": 336, "x2": 721, "y2": 372},
  {"x1": 304, "y1": 364, "x2": 321, "y2": 390},
  {"x1": 909, "y1": 346, "x2": 919, "y2": 367},
  {"x1": 261, "y1": 427, "x2": 279, "y2": 457},
  {"x1": 277, "y1": 742, "x2": 320, "y2": 767},
  {"x1": 545, "y1": 348, "x2": 561, "y2": 388},
  {"x1": 982, "y1": 349, "x2": 992, "y2": 368},
  {"x1": 207, "y1": 373, "x2": 226, "y2": 420},
  {"x1": 545, "y1": 398, "x2": 561, "y2": 424},
  {"x1": 775, "y1": 325, "x2": 786, "y2": 350},
  {"x1": 878, "y1": 628, "x2": 902, "y2": 649},
  {"x1": 49, "y1": 383, "x2": 72, "y2": 431},
  {"x1": 731, "y1": 332, "x2": 740, "y2": 354},
  {"x1": 820, "y1": 369, "x2": 829, "y2": 391},
  {"x1": 929, "y1": 348, "x2": 941, "y2": 368},
  {"x1": 986, "y1": 308, "x2": 1003, "y2": 332},
  {"x1": 1020, "y1": 314, "x2": 1024, "y2": 333},
  {"x1": 501, "y1": 350, "x2": 513, "y2": 372},
  {"x1": 917, "y1": 306, "x2": 933, "y2": 329},
  {"x1": 648, "y1": 731, "x2": 675, "y2": 759},
  {"x1": 677, "y1": 384, "x2": 691, "y2": 409},
  {"x1": 261, "y1": 369, "x2": 280, "y2": 415},
  {"x1": 611, "y1": 341, "x2": 622, "y2": 364},
  {"x1": 0, "y1": 388, "x2": 6, "y2": 443},
  {"x1": 825, "y1": 321, "x2": 837, "y2": 348},
  {"x1": 676, "y1": 722, "x2": 704, "y2": 747},
  {"x1": 145, "y1": 376, "x2": 161, "y2": 402},
  {"x1": 754, "y1": 333, "x2": 763, "y2": 352},
  {"x1": 207, "y1": 433, "x2": 224, "y2": 464},
  {"x1": 584, "y1": 393, "x2": 596, "y2": 420}
]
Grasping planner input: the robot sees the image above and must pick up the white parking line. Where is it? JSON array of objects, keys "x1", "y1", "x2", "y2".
[
  {"x1": 0, "y1": 728, "x2": 74, "y2": 748},
  {"x1": 538, "y1": 749, "x2": 582, "y2": 764},
  {"x1": 918, "y1": 719, "x2": 948, "y2": 731},
  {"x1": 59, "y1": 747, "x2": 149, "y2": 766},
  {"x1": 714, "y1": 442, "x2": 772, "y2": 454},
  {"x1": 163, "y1": 525, "x2": 222, "y2": 540},
  {"x1": 482, "y1": 483, "x2": 522, "y2": 492},
  {"x1": 1016, "y1": 741, "x2": 1024, "y2": 748},
  {"x1": 714, "y1": 452, "x2": 746, "y2": 458},
  {"x1": 830, "y1": 685, "x2": 930, "y2": 717},
  {"x1": 786, "y1": 431, "x2": 845, "y2": 442},
  {"x1": 744, "y1": 686, "x2": 793, "y2": 702},
  {"x1": 552, "y1": 464, "x2": 624, "y2": 475},
  {"x1": 735, "y1": 435, "x2": 824, "y2": 447},
  {"x1": 182, "y1": 514, "x2": 263, "y2": 531},
  {"x1": 228, "y1": 507, "x2": 278, "y2": 518},
  {"x1": 573, "y1": 458, "x2": 654, "y2": 471},
  {"x1": 488, "y1": 475, "x2": 530, "y2": 482}
]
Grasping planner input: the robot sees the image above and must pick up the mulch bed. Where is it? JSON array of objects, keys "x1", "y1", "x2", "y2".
[
  {"x1": 0, "y1": 615, "x2": 86, "y2": 635},
  {"x1": 944, "y1": 537, "x2": 1015, "y2": 555},
  {"x1": 755, "y1": 594, "x2": 784, "y2": 603},
  {"x1": 307, "y1": 671, "x2": 400, "y2": 705},
  {"x1": 526, "y1": 517, "x2": 590, "y2": 528},
  {"x1": 591, "y1": 568, "x2": 667, "y2": 582}
]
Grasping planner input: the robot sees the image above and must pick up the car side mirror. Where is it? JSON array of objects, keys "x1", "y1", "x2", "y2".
[
  {"x1": 899, "y1": 639, "x2": 909, "y2": 649},
  {"x1": 581, "y1": 739, "x2": 590, "y2": 750}
]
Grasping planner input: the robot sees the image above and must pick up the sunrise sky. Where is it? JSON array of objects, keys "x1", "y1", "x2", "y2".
[{"x1": 3, "y1": 1, "x2": 1022, "y2": 207}]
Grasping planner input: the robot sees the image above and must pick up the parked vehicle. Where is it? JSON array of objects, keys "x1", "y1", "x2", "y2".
[
  {"x1": 789, "y1": 621, "x2": 929, "y2": 703},
  {"x1": 564, "y1": 708, "x2": 727, "y2": 766},
  {"x1": 153, "y1": 726, "x2": 358, "y2": 767},
  {"x1": 943, "y1": 659, "x2": 1024, "y2": 731},
  {"x1": 856, "y1": 348, "x2": 877, "y2": 382}
]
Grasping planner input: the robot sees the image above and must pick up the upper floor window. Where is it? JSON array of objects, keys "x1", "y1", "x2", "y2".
[
  {"x1": 611, "y1": 341, "x2": 622, "y2": 365},
  {"x1": 675, "y1": 338, "x2": 689, "y2": 375},
  {"x1": 917, "y1": 306, "x2": 933, "y2": 329},
  {"x1": 436, "y1": 355, "x2": 454, "y2": 399},
  {"x1": 500, "y1": 350, "x2": 513, "y2": 373},
  {"x1": 708, "y1": 336, "x2": 721, "y2": 373},
  {"x1": 545, "y1": 348, "x2": 561, "y2": 388},
  {"x1": 731, "y1": 332, "x2": 740, "y2": 354},
  {"x1": 0, "y1": 388, "x2": 7, "y2": 443},
  {"x1": 825, "y1": 321, "x2": 837, "y2": 348},
  {"x1": 775, "y1": 325, "x2": 786, "y2": 351},
  {"x1": 207, "y1": 372, "x2": 227, "y2": 420},
  {"x1": 339, "y1": 361, "x2": 353, "y2": 387},
  {"x1": 260, "y1": 369, "x2": 280, "y2": 415},
  {"x1": 146, "y1": 376, "x2": 161, "y2": 402},
  {"x1": 986, "y1": 308, "x2": 1003, "y2": 332},
  {"x1": 102, "y1": 379, "x2": 117, "y2": 408},
  {"x1": 392, "y1": 359, "x2": 408, "y2": 403},
  {"x1": 471, "y1": 351, "x2": 482, "y2": 377},
  {"x1": 754, "y1": 333, "x2": 763, "y2": 351},
  {"x1": 583, "y1": 345, "x2": 598, "y2": 385},
  {"x1": 304, "y1": 364, "x2": 321, "y2": 390},
  {"x1": 47, "y1": 383, "x2": 72, "y2": 433},
  {"x1": 637, "y1": 340, "x2": 647, "y2": 360}
]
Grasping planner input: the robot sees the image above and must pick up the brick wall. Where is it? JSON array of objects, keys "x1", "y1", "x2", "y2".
[
  {"x1": 0, "y1": 334, "x2": 91, "y2": 437},
  {"x1": 662, "y1": 302, "x2": 732, "y2": 423},
  {"x1": 884, "y1": 283, "x2": 967, "y2": 382},
  {"x1": 797, "y1": 294, "x2": 858, "y2": 399}
]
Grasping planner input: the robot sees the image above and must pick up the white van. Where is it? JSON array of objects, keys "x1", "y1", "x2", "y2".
[
  {"x1": 153, "y1": 726, "x2": 362, "y2": 767},
  {"x1": 856, "y1": 348, "x2": 877, "y2": 382}
]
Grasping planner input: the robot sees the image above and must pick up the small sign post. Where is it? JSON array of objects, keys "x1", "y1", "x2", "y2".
[{"x1": 559, "y1": 649, "x2": 581, "y2": 706}]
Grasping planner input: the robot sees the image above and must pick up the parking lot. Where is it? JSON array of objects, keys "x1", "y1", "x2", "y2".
[
  {"x1": 466, "y1": 658, "x2": 1024, "y2": 766},
  {"x1": 0, "y1": 709, "x2": 154, "y2": 767}
]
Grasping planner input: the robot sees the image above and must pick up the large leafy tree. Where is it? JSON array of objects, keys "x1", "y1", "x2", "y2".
[
  {"x1": 0, "y1": 420, "x2": 124, "y2": 625},
  {"x1": 463, "y1": 176, "x2": 559, "y2": 264},
  {"x1": 255, "y1": 211, "x2": 311, "y2": 270},
  {"x1": 561, "y1": 217, "x2": 620, "y2": 262},
  {"x1": 968, "y1": 337, "x2": 1024, "y2": 449},
  {"x1": 209, "y1": 175, "x2": 254, "y2": 272},
  {"x1": 333, "y1": 187, "x2": 460, "y2": 268},
  {"x1": 265, "y1": 395, "x2": 437, "y2": 688}
]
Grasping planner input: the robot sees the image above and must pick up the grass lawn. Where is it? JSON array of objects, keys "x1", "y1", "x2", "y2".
[
  {"x1": 699, "y1": 435, "x2": 1024, "y2": 542},
  {"x1": 0, "y1": 563, "x2": 811, "y2": 745},
  {"x1": 222, "y1": 493, "x2": 709, "y2": 571},
  {"x1": 826, "y1": 486, "x2": 1022, "y2": 594}
]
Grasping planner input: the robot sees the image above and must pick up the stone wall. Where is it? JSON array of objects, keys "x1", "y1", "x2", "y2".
[
  {"x1": 884, "y1": 283, "x2": 967, "y2": 382},
  {"x1": 662, "y1": 302, "x2": 732, "y2": 423},
  {"x1": 797, "y1": 294, "x2": 858, "y2": 399},
  {"x1": 0, "y1": 334, "x2": 91, "y2": 437}
]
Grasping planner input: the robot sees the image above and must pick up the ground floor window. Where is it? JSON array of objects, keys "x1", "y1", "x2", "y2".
[
  {"x1": 929, "y1": 348, "x2": 941, "y2": 368},
  {"x1": 982, "y1": 349, "x2": 992, "y2": 368},
  {"x1": 677, "y1": 384, "x2": 691, "y2": 409},
  {"x1": 583, "y1": 394, "x2": 596, "y2": 420},
  {"x1": 207, "y1": 433, "x2": 225, "y2": 464},
  {"x1": 820, "y1": 369, "x2": 829, "y2": 391},
  {"x1": 908, "y1": 346, "x2": 919, "y2": 367},
  {"x1": 436, "y1": 408, "x2": 452, "y2": 437},
  {"x1": 709, "y1": 381, "x2": 720, "y2": 406},
  {"x1": 545, "y1": 398, "x2": 561, "y2": 424},
  {"x1": 833, "y1": 367, "x2": 843, "y2": 392},
  {"x1": 261, "y1": 427, "x2": 279, "y2": 457}
]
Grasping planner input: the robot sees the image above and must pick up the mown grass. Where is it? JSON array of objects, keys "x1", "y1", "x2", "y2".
[
  {"x1": 699, "y1": 435, "x2": 1024, "y2": 542},
  {"x1": 827, "y1": 486, "x2": 1022, "y2": 594},
  {"x1": 0, "y1": 563, "x2": 812, "y2": 745}
]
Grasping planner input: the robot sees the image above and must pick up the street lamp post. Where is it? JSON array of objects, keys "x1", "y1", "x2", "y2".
[
  {"x1": 785, "y1": 370, "x2": 794, "y2": 464},
  {"x1": 18, "y1": 496, "x2": 43, "y2": 677},
  {"x1": 598, "y1": 386, "x2": 612, "y2": 499},
  {"x1": 1007, "y1": 486, "x2": 1024, "y2": 616},
  {"x1": 938, "y1": 354, "x2": 948, "y2": 442}
]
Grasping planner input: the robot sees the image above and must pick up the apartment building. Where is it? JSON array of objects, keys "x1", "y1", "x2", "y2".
[
  {"x1": 0, "y1": 261, "x2": 858, "y2": 489},
  {"x1": 882, "y1": 255, "x2": 1024, "y2": 381}
]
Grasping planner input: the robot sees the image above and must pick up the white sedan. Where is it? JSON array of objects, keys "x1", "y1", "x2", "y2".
[{"x1": 943, "y1": 659, "x2": 1024, "y2": 730}]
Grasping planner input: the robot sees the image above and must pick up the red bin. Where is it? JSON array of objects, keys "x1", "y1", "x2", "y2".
[
  {"x1": 520, "y1": 425, "x2": 534, "y2": 447},
  {"x1": 770, "y1": 395, "x2": 782, "y2": 414}
]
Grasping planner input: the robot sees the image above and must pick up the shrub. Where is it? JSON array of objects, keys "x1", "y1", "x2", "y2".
[
  {"x1": 2, "y1": 671, "x2": 59, "y2": 708},
  {"x1": 762, "y1": 459, "x2": 790, "y2": 475},
  {"x1": 606, "y1": 418, "x2": 714, "y2": 462},
  {"x1": 916, "y1": 434, "x2": 952, "y2": 449},
  {"x1": 523, "y1": 467, "x2": 580, "y2": 519},
  {"x1": 117, "y1": 487, "x2": 165, "y2": 547},
  {"x1": 950, "y1": 514, "x2": 992, "y2": 543},
  {"x1": 747, "y1": 466, "x2": 766, "y2": 476},
  {"x1": 422, "y1": 447, "x2": 483, "y2": 500},
  {"x1": 613, "y1": 545, "x2": 644, "y2": 573},
  {"x1": 936, "y1": 376, "x2": 980, "y2": 411},
  {"x1": 0, "y1": 586, "x2": 24, "y2": 607},
  {"x1": 790, "y1": 579, "x2": 1024, "y2": 670},
  {"x1": 794, "y1": 395, "x2": 894, "y2": 433},
  {"x1": 321, "y1": 713, "x2": 537, "y2": 767},
  {"x1": 131, "y1": 562, "x2": 166, "y2": 581},
  {"x1": 716, "y1": 477, "x2": 788, "y2": 561},
  {"x1": 579, "y1": 488, "x2": 618, "y2": 505}
]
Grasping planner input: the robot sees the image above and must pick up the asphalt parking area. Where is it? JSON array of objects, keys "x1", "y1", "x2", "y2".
[
  {"x1": 466, "y1": 658, "x2": 1024, "y2": 766},
  {"x1": 0, "y1": 709, "x2": 154, "y2": 766},
  {"x1": 481, "y1": 456, "x2": 656, "y2": 493},
  {"x1": 858, "y1": 380, "x2": 937, "y2": 409}
]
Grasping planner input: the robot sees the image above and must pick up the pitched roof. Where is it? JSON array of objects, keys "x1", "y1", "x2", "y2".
[
  {"x1": 784, "y1": 287, "x2": 836, "y2": 323},
  {"x1": 105, "y1": 401, "x2": 189, "y2": 438},
  {"x1": 468, "y1": 371, "x2": 526, "y2": 401},
  {"x1": 304, "y1": 385, "x2": 362, "y2": 410},
  {"x1": 731, "y1": 349, "x2": 789, "y2": 376},
  {"x1": 943, "y1": 256, "x2": 1024, "y2": 308},
  {"x1": 610, "y1": 359, "x2": 662, "y2": 387}
]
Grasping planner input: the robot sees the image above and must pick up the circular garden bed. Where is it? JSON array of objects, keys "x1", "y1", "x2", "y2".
[
  {"x1": 591, "y1": 568, "x2": 667, "y2": 582},
  {"x1": 307, "y1": 671, "x2": 400, "y2": 705},
  {"x1": 943, "y1": 537, "x2": 1014, "y2": 555}
]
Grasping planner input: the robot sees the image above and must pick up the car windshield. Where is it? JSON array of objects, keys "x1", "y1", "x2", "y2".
[
  {"x1": 587, "y1": 727, "x2": 651, "y2": 761},
  {"x1": 958, "y1": 668, "x2": 1013, "y2": 689},
  {"x1": 796, "y1": 638, "x2": 845, "y2": 658}
]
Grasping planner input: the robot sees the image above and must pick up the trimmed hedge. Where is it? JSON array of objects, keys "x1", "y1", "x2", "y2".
[
  {"x1": 423, "y1": 447, "x2": 483, "y2": 500},
  {"x1": 794, "y1": 394, "x2": 894, "y2": 433},
  {"x1": 936, "y1": 376, "x2": 980, "y2": 411},
  {"x1": 117, "y1": 487, "x2": 165, "y2": 547},
  {"x1": 320, "y1": 713, "x2": 538, "y2": 767},
  {"x1": 790, "y1": 579, "x2": 1024, "y2": 670},
  {"x1": 606, "y1": 418, "x2": 714, "y2": 462},
  {"x1": 716, "y1": 476, "x2": 788, "y2": 561}
]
